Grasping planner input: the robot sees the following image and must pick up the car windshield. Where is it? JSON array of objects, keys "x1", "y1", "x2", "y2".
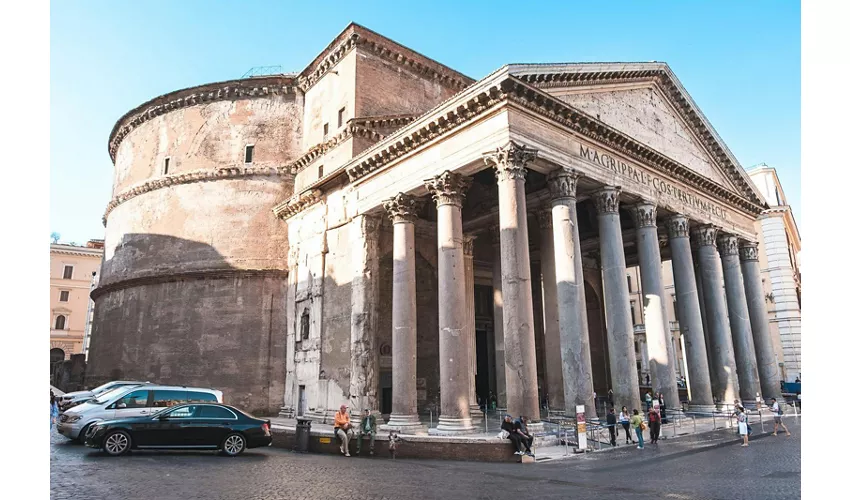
[
  {"x1": 91, "y1": 382, "x2": 120, "y2": 394},
  {"x1": 90, "y1": 387, "x2": 131, "y2": 404}
]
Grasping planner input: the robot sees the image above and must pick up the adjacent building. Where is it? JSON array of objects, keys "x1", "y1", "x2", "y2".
[{"x1": 50, "y1": 240, "x2": 103, "y2": 360}]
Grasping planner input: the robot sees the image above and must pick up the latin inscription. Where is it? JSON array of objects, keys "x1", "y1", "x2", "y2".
[{"x1": 580, "y1": 144, "x2": 728, "y2": 220}]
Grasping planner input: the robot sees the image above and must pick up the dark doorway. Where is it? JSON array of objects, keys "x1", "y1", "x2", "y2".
[
  {"x1": 585, "y1": 281, "x2": 612, "y2": 395},
  {"x1": 474, "y1": 284, "x2": 495, "y2": 407},
  {"x1": 381, "y1": 387, "x2": 392, "y2": 415}
]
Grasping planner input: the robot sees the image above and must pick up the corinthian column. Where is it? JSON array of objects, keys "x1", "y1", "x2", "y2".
[
  {"x1": 490, "y1": 227, "x2": 507, "y2": 408},
  {"x1": 538, "y1": 207, "x2": 565, "y2": 411},
  {"x1": 593, "y1": 187, "x2": 640, "y2": 413},
  {"x1": 630, "y1": 202, "x2": 680, "y2": 411},
  {"x1": 425, "y1": 171, "x2": 474, "y2": 435},
  {"x1": 739, "y1": 241, "x2": 783, "y2": 401},
  {"x1": 464, "y1": 235, "x2": 484, "y2": 422},
  {"x1": 719, "y1": 235, "x2": 761, "y2": 407},
  {"x1": 666, "y1": 215, "x2": 714, "y2": 411},
  {"x1": 484, "y1": 142, "x2": 540, "y2": 422},
  {"x1": 694, "y1": 225, "x2": 740, "y2": 406},
  {"x1": 547, "y1": 170, "x2": 595, "y2": 418},
  {"x1": 381, "y1": 193, "x2": 427, "y2": 434}
]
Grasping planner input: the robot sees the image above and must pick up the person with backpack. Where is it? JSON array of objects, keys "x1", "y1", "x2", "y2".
[
  {"x1": 770, "y1": 398, "x2": 792, "y2": 437},
  {"x1": 648, "y1": 406, "x2": 662, "y2": 444}
]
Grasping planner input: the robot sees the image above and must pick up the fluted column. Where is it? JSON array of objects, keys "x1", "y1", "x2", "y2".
[
  {"x1": 382, "y1": 193, "x2": 427, "y2": 433},
  {"x1": 425, "y1": 171, "x2": 474, "y2": 435},
  {"x1": 490, "y1": 227, "x2": 507, "y2": 408},
  {"x1": 548, "y1": 170, "x2": 595, "y2": 418},
  {"x1": 593, "y1": 187, "x2": 641, "y2": 412},
  {"x1": 739, "y1": 241, "x2": 783, "y2": 401},
  {"x1": 538, "y1": 207, "x2": 566, "y2": 411},
  {"x1": 464, "y1": 236, "x2": 484, "y2": 422},
  {"x1": 484, "y1": 142, "x2": 540, "y2": 421},
  {"x1": 630, "y1": 202, "x2": 680, "y2": 411},
  {"x1": 694, "y1": 225, "x2": 740, "y2": 405},
  {"x1": 719, "y1": 235, "x2": 761, "y2": 407},
  {"x1": 666, "y1": 215, "x2": 714, "y2": 410}
]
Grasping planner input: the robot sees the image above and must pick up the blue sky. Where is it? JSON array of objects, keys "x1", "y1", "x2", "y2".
[{"x1": 50, "y1": 0, "x2": 800, "y2": 244}]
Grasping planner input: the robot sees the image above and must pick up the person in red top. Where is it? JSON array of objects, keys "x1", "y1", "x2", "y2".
[
  {"x1": 333, "y1": 404, "x2": 354, "y2": 457},
  {"x1": 648, "y1": 406, "x2": 662, "y2": 444}
]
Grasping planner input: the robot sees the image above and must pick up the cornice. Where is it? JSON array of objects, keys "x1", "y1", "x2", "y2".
[
  {"x1": 103, "y1": 165, "x2": 292, "y2": 226},
  {"x1": 108, "y1": 76, "x2": 299, "y2": 162},
  {"x1": 91, "y1": 269, "x2": 288, "y2": 300},
  {"x1": 272, "y1": 189, "x2": 323, "y2": 220},
  {"x1": 290, "y1": 124, "x2": 385, "y2": 175},
  {"x1": 50, "y1": 247, "x2": 104, "y2": 258},
  {"x1": 514, "y1": 69, "x2": 764, "y2": 209}
]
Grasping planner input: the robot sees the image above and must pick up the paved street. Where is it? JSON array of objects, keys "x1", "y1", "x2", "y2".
[{"x1": 51, "y1": 419, "x2": 800, "y2": 500}]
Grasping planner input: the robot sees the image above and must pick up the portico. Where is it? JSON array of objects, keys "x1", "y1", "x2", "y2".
[{"x1": 277, "y1": 58, "x2": 780, "y2": 430}]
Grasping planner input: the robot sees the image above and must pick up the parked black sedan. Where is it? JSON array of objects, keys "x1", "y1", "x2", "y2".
[{"x1": 84, "y1": 403, "x2": 272, "y2": 456}]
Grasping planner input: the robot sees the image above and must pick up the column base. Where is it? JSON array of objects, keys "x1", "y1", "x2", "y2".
[
  {"x1": 469, "y1": 406, "x2": 485, "y2": 422},
  {"x1": 685, "y1": 404, "x2": 719, "y2": 414},
  {"x1": 741, "y1": 399, "x2": 758, "y2": 410},
  {"x1": 381, "y1": 414, "x2": 429, "y2": 435},
  {"x1": 430, "y1": 416, "x2": 475, "y2": 436}
]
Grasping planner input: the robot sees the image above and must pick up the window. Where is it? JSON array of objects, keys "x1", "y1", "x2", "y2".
[
  {"x1": 163, "y1": 157, "x2": 170, "y2": 175},
  {"x1": 300, "y1": 309, "x2": 310, "y2": 341},
  {"x1": 54, "y1": 315, "x2": 66, "y2": 330},
  {"x1": 630, "y1": 301, "x2": 636, "y2": 325},
  {"x1": 198, "y1": 405, "x2": 238, "y2": 419},
  {"x1": 151, "y1": 390, "x2": 188, "y2": 408},
  {"x1": 338, "y1": 107, "x2": 347, "y2": 128},
  {"x1": 59, "y1": 291, "x2": 70, "y2": 302},
  {"x1": 114, "y1": 390, "x2": 150, "y2": 409},
  {"x1": 163, "y1": 405, "x2": 198, "y2": 419},
  {"x1": 323, "y1": 123, "x2": 329, "y2": 141},
  {"x1": 244, "y1": 145, "x2": 254, "y2": 164},
  {"x1": 627, "y1": 275, "x2": 632, "y2": 293},
  {"x1": 318, "y1": 165, "x2": 324, "y2": 178},
  {"x1": 63, "y1": 265, "x2": 74, "y2": 280},
  {"x1": 672, "y1": 298, "x2": 679, "y2": 321},
  {"x1": 185, "y1": 391, "x2": 218, "y2": 403}
]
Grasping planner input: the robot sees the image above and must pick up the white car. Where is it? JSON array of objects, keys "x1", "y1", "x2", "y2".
[
  {"x1": 57, "y1": 384, "x2": 223, "y2": 442},
  {"x1": 58, "y1": 381, "x2": 147, "y2": 410}
]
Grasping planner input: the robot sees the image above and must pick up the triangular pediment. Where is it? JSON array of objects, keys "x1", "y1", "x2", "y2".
[{"x1": 507, "y1": 63, "x2": 766, "y2": 206}]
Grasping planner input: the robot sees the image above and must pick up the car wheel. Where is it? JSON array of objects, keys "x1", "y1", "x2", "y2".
[
  {"x1": 221, "y1": 433, "x2": 246, "y2": 457},
  {"x1": 103, "y1": 430, "x2": 132, "y2": 456}
]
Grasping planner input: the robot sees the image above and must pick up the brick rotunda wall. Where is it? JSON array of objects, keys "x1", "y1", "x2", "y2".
[{"x1": 87, "y1": 77, "x2": 300, "y2": 415}]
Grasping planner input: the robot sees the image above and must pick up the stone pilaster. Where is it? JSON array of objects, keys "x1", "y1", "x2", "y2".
[
  {"x1": 349, "y1": 214, "x2": 382, "y2": 423},
  {"x1": 718, "y1": 234, "x2": 761, "y2": 407},
  {"x1": 693, "y1": 225, "x2": 740, "y2": 406},
  {"x1": 739, "y1": 241, "x2": 783, "y2": 401},
  {"x1": 665, "y1": 215, "x2": 714, "y2": 411},
  {"x1": 484, "y1": 141, "x2": 540, "y2": 421},
  {"x1": 630, "y1": 201, "x2": 680, "y2": 411},
  {"x1": 490, "y1": 226, "x2": 507, "y2": 408},
  {"x1": 593, "y1": 186, "x2": 640, "y2": 413},
  {"x1": 425, "y1": 171, "x2": 474, "y2": 435},
  {"x1": 548, "y1": 169, "x2": 595, "y2": 418},
  {"x1": 381, "y1": 193, "x2": 427, "y2": 434},
  {"x1": 463, "y1": 235, "x2": 484, "y2": 422}
]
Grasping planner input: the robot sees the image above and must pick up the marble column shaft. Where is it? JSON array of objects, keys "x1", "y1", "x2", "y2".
[
  {"x1": 485, "y1": 142, "x2": 540, "y2": 421},
  {"x1": 666, "y1": 215, "x2": 714, "y2": 409},
  {"x1": 739, "y1": 241, "x2": 783, "y2": 401},
  {"x1": 548, "y1": 170, "x2": 595, "y2": 418},
  {"x1": 382, "y1": 194, "x2": 425, "y2": 432},
  {"x1": 491, "y1": 229, "x2": 507, "y2": 408},
  {"x1": 593, "y1": 187, "x2": 641, "y2": 412},
  {"x1": 464, "y1": 236, "x2": 484, "y2": 421},
  {"x1": 349, "y1": 214, "x2": 381, "y2": 422},
  {"x1": 719, "y1": 235, "x2": 761, "y2": 405},
  {"x1": 425, "y1": 171, "x2": 474, "y2": 434},
  {"x1": 694, "y1": 226, "x2": 740, "y2": 405},
  {"x1": 538, "y1": 207, "x2": 566, "y2": 411},
  {"x1": 630, "y1": 202, "x2": 680, "y2": 410}
]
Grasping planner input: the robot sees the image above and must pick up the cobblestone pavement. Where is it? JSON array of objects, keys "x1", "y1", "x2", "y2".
[{"x1": 50, "y1": 419, "x2": 800, "y2": 500}]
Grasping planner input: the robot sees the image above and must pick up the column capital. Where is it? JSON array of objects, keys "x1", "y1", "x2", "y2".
[
  {"x1": 463, "y1": 235, "x2": 476, "y2": 257},
  {"x1": 425, "y1": 171, "x2": 470, "y2": 208},
  {"x1": 717, "y1": 234, "x2": 740, "y2": 257},
  {"x1": 692, "y1": 225, "x2": 718, "y2": 248},
  {"x1": 536, "y1": 206, "x2": 553, "y2": 229},
  {"x1": 483, "y1": 141, "x2": 538, "y2": 183},
  {"x1": 547, "y1": 168, "x2": 581, "y2": 200},
  {"x1": 628, "y1": 201, "x2": 657, "y2": 228},
  {"x1": 382, "y1": 193, "x2": 419, "y2": 224},
  {"x1": 592, "y1": 186, "x2": 621, "y2": 215},
  {"x1": 739, "y1": 240, "x2": 759, "y2": 261},
  {"x1": 665, "y1": 214, "x2": 690, "y2": 239}
]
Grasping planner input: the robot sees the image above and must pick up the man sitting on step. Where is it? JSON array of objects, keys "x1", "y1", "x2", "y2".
[{"x1": 356, "y1": 408, "x2": 377, "y2": 455}]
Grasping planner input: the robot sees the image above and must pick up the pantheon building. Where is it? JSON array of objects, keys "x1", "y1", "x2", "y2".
[{"x1": 87, "y1": 23, "x2": 784, "y2": 431}]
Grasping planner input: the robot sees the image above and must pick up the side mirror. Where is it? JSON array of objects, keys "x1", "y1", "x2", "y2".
[{"x1": 117, "y1": 403, "x2": 127, "y2": 409}]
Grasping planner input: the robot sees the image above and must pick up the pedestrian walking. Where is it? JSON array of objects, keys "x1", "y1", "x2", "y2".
[
  {"x1": 644, "y1": 390, "x2": 653, "y2": 413},
  {"x1": 736, "y1": 404, "x2": 749, "y2": 446},
  {"x1": 619, "y1": 406, "x2": 633, "y2": 444},
  {"x1": 769, "y1": 398, "x2": 792, "y2": 437},
  {"x1": 648, "y1": 406, "x2": 661, "y2": 444},
  {"x1": 631, "y1": 409, "x2": 645, "y2": 450},
  {"x1": 606, "y1": 408, "x2": 618, "y2": 446},
  {"x1": 50, "y1": 391, "x2": 59, "y2": 431}
]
